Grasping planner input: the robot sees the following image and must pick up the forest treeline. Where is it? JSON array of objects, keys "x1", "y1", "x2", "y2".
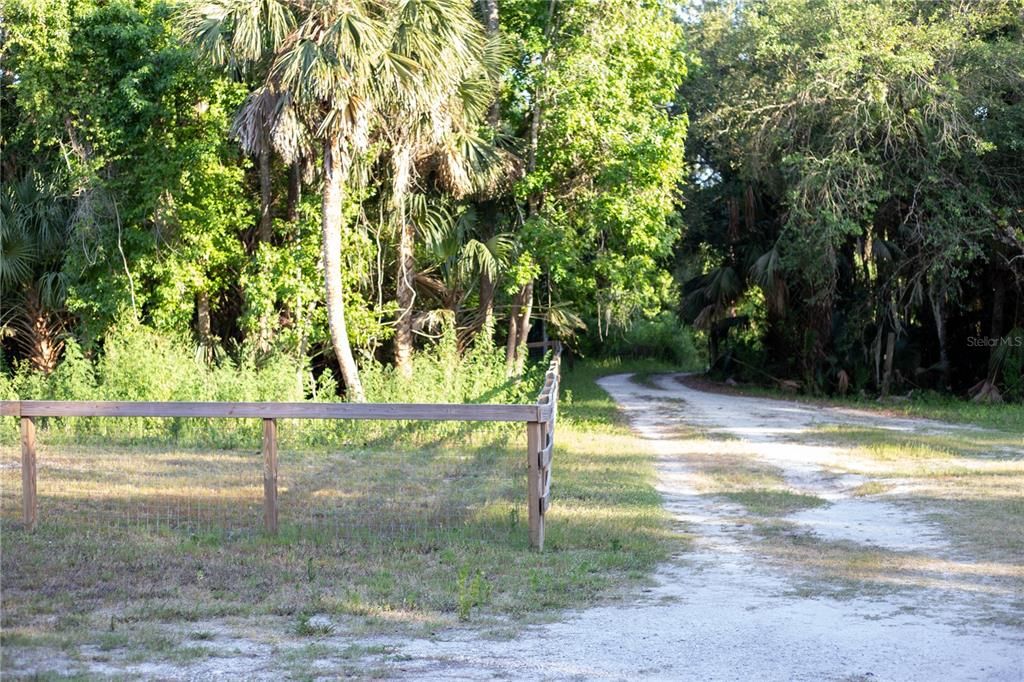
[{"x1": 1, "y1": 0, "x2": 1022, "y2": 404}]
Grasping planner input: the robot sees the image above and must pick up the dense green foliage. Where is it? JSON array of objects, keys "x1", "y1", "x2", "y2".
[
  {"x1": 681, "y1": 0, "x2": 1024, "y2": 399},
  {"x1": 2, "y1": 0, "x2": 691, "y2": 399},
  {"x1": 3, "y1": 0, "x2": 1021, "y2": 405}
]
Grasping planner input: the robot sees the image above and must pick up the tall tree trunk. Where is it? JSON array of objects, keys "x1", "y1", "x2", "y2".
[
  {"x1": 254, "y1": 144, "x2": 275, "y2": 352},
  {"x1": 880, "y1": 331, "x2": 896, "y2": 397},
  {"x1": 322, "y1": 138, "x2": 365, "y2": 402},
  {"x1": 470, "y1": 0, "x2": 500, "y2": 347},
  {"x1": 391, "y1": 146, "x2": 415, "y2": 378},
  {"x1": 506, "y1": 76, "x2": 544, "y2": 371},
  {"x1": 258, "y1": 146, "x2": 273, "y2": 244},
  {"x1": 506, "y1": 0, "x2": 555, "y2": 374},
  {"x1": 286, "y1": 160, "x2": 301, "y2": 223},
  {"x1": 395, "y1": 218, "x2": 416, "y2": 378}
]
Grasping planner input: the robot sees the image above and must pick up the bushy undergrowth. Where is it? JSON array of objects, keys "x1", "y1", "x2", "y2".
[
  {"x1": 600, "y1": 312, "x2": 703, "y2": 369},
  {"x1": 0, "y1": 322, "x2": 544, "y2": 448}
]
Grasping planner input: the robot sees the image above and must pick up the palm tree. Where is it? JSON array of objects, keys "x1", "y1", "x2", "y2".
[
  {"x1": 412, "y1": 202, "x2": 514, "y2": 342},
  {"x1": 0, "y1": 172, "x2": 73, "y2": 373},
  {"x1": 181, "y1": 0, "x2": 506, "y2": 398},
  {"x1": 375, "y1": 1, "x2": 507, "y2": 377}
]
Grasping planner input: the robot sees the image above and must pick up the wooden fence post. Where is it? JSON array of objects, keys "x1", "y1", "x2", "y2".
[
  {"x1": 262, "y1": 418, "x2": 278, "y2": 534},
  {"x1": 527, "y1": 419, "x2": 544, "y2": 550},
  {"x1": 21, "y1": 416, "x2": 37, "y2": 531}
]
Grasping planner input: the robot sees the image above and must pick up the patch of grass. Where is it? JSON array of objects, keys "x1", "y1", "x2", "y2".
[
  {"x1": 720, "y1": 489, "x2": 829, "y2": 516},
  {"x1": 802, "y1": 424, "x2": 1021, "y2": 460},
  {"x1": 753, "y1": 520, "x2": 1024, "y2": 603},
  {"x1": 793, "y1": 424, "x2": 1024, "y2": 571},
  {"x1": 559, "y1": 358, "x2": 679, "y2": 433},
  {"x1": 682, "y1": 453, "x2": 826, "y2": 517},
  {"x1": 850, "y1": 481, "x2": 891, "y2": 497},
  {"x1": 1, "y1": 358, "x2": 681, "y2": 676}
]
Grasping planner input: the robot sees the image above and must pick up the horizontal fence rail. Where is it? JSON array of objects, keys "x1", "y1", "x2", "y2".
[
  {"x1": 1, "y1": 401, "x2": 543, "y2": 422},
  {"x1": 1, "y1": 343, "x2": 562, "y2": 550}
]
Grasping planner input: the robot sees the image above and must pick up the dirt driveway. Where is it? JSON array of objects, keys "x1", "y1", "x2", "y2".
[{"x1": 374, "y1": 373, "x2": 1024, "y2": 680}]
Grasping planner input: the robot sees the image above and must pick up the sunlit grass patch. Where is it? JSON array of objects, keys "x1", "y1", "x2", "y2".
[
  {"x1": 754, "y1": 519, "x2": 1024, "y2": 602},
  {"x1": 720, "y1": 489, "x2": 829, "y2": 516},
  {"x1": 678, "y1": 451, "x2": 827, "y2": 517},
  {"x1": 806, "y1": 424, "x2": 1021, "y2": 460},
  {"x1": 850, "y1": 481, "x2": 891, "y2": 497},
  {"x1": 792, "y1": 423, "x2": 1024, "y2": 570},
  {"x1": 1, "y1": 359, "x2": 682, "y2": 674}
]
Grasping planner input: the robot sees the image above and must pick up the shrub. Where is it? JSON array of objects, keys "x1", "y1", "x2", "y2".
[
  {"x1": 2, "y1": 319, "x2": 545, "y2": 447},
  {"x1": 602, "y1": 312, "x2": 703, "y2": 369}
]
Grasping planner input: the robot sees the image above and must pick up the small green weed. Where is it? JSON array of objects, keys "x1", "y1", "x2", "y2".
[
  {"x1": 456, "y1": 566, "x2": 492, "y2": 621},
  {"x1": 295, "y1": 613, "x2": 335, "y2": 637},
  {"x1": 721, "y1": 490, "x2": 829, "y2": 516}
]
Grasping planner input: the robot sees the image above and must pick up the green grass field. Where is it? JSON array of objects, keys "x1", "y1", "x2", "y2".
[{"x1": 0, "y1": 360, "x2": 683, "y2": 674}]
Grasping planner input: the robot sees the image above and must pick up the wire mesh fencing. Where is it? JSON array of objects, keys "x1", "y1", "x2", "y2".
[{"x1": 0, "y1": 415, "x2": 527, "y2": 547}]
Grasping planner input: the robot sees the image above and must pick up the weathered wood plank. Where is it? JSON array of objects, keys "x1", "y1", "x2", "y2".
[
  {"x1": 539, "y1": 440, "x2": 553, "y2": 469},
  {"x1": 527, "y1": 420, "x2": 545, "y2": 551},
  {"x1": 21, "y1": 416, "x2": 37, "y2": 531},
  {"x1": 1, "y1": 401, "x2": 21, "y2": 417},
  {"x1": 262, "y1": 418, "x2": 278, "y2": 535},
  {"x1": 7, "y1": 400, "x2": 540, "y2": 422}
]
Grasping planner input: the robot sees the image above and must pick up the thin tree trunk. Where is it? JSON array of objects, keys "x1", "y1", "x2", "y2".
[
  {"x1": 484, "y1": 0, "x2": 500, "y2": 128},
  {"x1": 322, "y1": 138, "x2": 365, "y2": 402},
  {"x1": 395, "y1": 218, "x2": 416, "y2": 378},
  {"x1": 505, "y1": 290, "x2": 522, "y2": 373},
  {"x1": 196, "y1": 291, "x2": 212, "y2": 344},
  {"x1": 254, "y1": 144, "x2": 275, "y2": 352},
  {"x1": 258, "y1": 146, "x2": 273, "y2": 244},
  {"x1": 478, "y1": 0, "x2": 500, "y2": 343},
  {"x1": 391, "y1": 146, "x2": 415, "y2": 378},
  {"x1": 286, "y1": 160, "x2": 301, "y2": 223},
  {"x1": 931, "y1": 293, "x2": 950, "y2": 389},
  {"x1": 514, "y1": 281, "x2": 534, "y2": 375},
  {"x1": 505, "y1": 66, "x2": 543, "y2": 373},
  {"x1": 506, "y1": 0, "x2": 555, "y2": 375}
]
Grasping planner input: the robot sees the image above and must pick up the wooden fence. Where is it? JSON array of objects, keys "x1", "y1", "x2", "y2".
[{"x1": 0, "y1": 345, "x2": 562, "y2": 550}]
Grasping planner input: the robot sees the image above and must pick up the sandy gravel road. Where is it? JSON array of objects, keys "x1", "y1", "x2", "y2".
[{"x1": 376, "y1": 373, "x2": 1024, "y2": 681}]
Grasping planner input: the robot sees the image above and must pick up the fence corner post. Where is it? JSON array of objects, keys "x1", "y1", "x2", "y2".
[
  {"x1": 21, "y1": 416, "x2": 37, "y2": 532},
  {"x1": 526, "y1": 419, "x2": 544, "y2": 551},
  {"x1": 262, "y1": 418, "x2": 278, "y2": 535}
]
